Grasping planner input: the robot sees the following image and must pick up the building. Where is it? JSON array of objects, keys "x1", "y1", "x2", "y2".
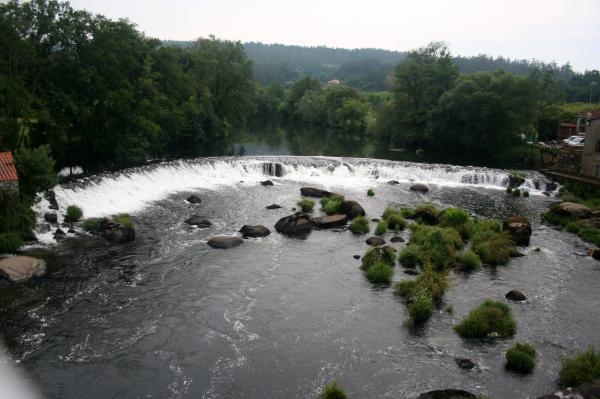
[
  {"x1": 579, "y1": 115, "x2": 600, "y2": 179},
  {"x1": 0, "y1": 151, "x2": 19, "y2": 199},
  {"x1": 558, "y1": 123, "x2": 578, "y2": 140}
]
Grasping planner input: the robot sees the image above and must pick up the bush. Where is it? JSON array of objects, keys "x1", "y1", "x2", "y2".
[
  {"x1": 83, "y1": 218, "x2": 102, "y2": 232},
  {"x1": 472, "y1": 231, "x2": 515, "y2": 265},
  {"x1": 297, "y1": 198, "x2": 315, "y2": 212},
  {"x1": 320, "y1": 381, "x2": 347, "y2": 399},
  {"x1": 375, "y1": 220, "x2": 388, "y2": 235},
  {"x1": 506, "y1": 343, "x2": 536, "y2": 374},
  {"x1": 367, "y1": 189, "x2": 375, "y2": 197},
  {"x1": 66, "y1": 205, "x2": 83, "y2": 222},
  {"x1": 399, "y1": 245, "x2": 421, "y2": 268},
  {"x1": 349, "y1": 216, "x2": 369, "y2": 234},
  {"x1": 454, "y1": 300, "x2": 516, "y2": 339},
  {"x1": 0, "y1": 232, "x2": 24, "y2": 253},
  {"x1": 559, "y1": 348, "x2": 600, "y2": 388},
  {"x1": 113, "y1": 213, "x2": 133, "y2": 229},
  {"x1": 365, "y1": 259, "x2": 394, "y2": 284},
  {"x1": 320, "y1": 195, "x2": 345, "y2": 215},
  {"x1": 459, "y1": 250, "x2": 482, "y2": 271},
  {"x1": 407, "y1": 286, "x2": 435, "y2": 324}
]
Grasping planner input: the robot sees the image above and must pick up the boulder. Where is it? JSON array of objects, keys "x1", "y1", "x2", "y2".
[
  {"x1": 260, "y1": 180, "x2": 274, "y2": 186},
  {"x1": 207, "y1": 236, "x2": 243, "y2": 249},
  {"x1": 239, "y1": 225, "x2": 271, "y2": 238},
  {"x1": 186, "y1": 195, "x2": 202, "y2": 204},
  {"x1": 588, "y1": 249, "x2": 600, "y2": 261},
  {"x1": 410, "y1": 183, "x2": 429, "y2": 193},
  {"x1": 313, "y1": 214, "x2": 348, "y2": 229},
  {"x1": 366, "y1": 236, "x2": 385, "y2": 246},
  {"x1": 387, "y1": 180, "x2": 400, "y2": 185},
  {"x1": 53, "y1": 228, "x2": 67, "y2": 240},
  {"x1": 339, "y1": 200, "x2": 365, "y2": 220},
  {"x1": 353, "y1": 255, "x2": 361, "y2": 259},
  {"x1": 0, "y1": 256, "x2": 46, "y2": 283},
  {"x1": 417, "y1": 389, "x2": 477, "y2": 399},
  {"x1": 503, "y1": 216, "x2": 532, "y2": 246},
  {"x1": 505, "y1": 290, "x2": 527, "y2": 301},
  {"x1": 300, "y1": 187, "x2": 332, "y2": 198},
  {"x1": 100, "y1": 219, "x2": 135, "y2": 242},
  {"x1": 265, "y1": 204, "x2": 282, "y2": 210},
  {"x1": 44, "y1": 212, "x2": 58, "y2": 224},
  {"x1": 454, "y1": 358, "x2": 475, "y2": 370},
  {"x1": 274, "y1": 214, "x2": 313, "y2": 237},
  {"x1": 185, "y1": 215, "x2": 212, "y2": 227},
  {"x1": 508, "y1": 174, "x2": 525, "y2": 188},
  {"x1": 390, "y1": 236, "x2": 405, "y2": 243},
  {"x1": 262, "y1": 162, "x2": 284, "y2": 177},
  {"x1": 45, "y1": 190, "x2": 59, "y2": 210},
  {"x1": 550, "y1": 202, "x2": 592, "y2": 219}
]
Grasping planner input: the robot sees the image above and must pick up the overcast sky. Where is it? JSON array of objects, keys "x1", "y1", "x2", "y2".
[{"x1": 68, "y1": 0, "x2": 599, "y2": 72}]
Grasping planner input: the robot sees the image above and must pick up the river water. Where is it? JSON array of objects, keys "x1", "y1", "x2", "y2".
[{"x1": 1, "y1": 156, "x2": 599, "y2": 398}]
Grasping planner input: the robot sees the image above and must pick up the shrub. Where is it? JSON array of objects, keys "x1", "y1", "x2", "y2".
[
  {"x1": 297, "y1": 198, "x2": 315, "y2": 212},
  {"x1": 407, "y1": 286, "x2": 435, "y2": 324},
  {"x1": 320, "y1": 381, "x2": 347, "y2": 399},
  {"x1": 454, "y1": 300, "x2": 516, "y2": 339},
  {"x1": 472, "y1": 231, "x2": 515, "y2": 265},
  {"x1": 506, "y1": 343, "x2": 536, "y2": 373},
  {"x1": 367, "y1": 189, "x2": 375, "y2": 197},
  {"x1": 375, "y1": 220, "x2": 388, "y2": 235},
  {"x1": 349, "y1": 216, "x2": 369, "y2": 234},
  {"x1": 0, "y1": 232, "x2": 24, "y2": 253},
  {"x1": 66, "y1": 205, "x2": 83, "y2": 222},
  {"x1": 83, "y1": 218, "x2": 102, "y2": 232},
  {"x1": 320, "y1": 195, "x2": 345, "y2": 215},
  {"x1": 559, "y1": 348, "x2": 600, "y2": 388},
  {"x1": 382, "y1": 207, "x2": 402, "y2": 220},
  {"x1": 459, "y1": 250, "x2": 482, "y2": 271},
  {"x1": 366, "y1": 260, "x2": 394, "y2": 284},
  {"x1": 113, "y1": 214, "x2": 133, "y2": 229},
  {"x1": 399, "y1": 245, "x2": 421, "y2": 268}
]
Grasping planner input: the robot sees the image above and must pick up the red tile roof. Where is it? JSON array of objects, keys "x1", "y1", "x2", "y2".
[{"x1": 0, "y1": 152, "x2": 18, "y2": 182}]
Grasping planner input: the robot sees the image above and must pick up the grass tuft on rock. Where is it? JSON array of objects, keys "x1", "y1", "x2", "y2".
[
  {"x1": 407, "y1": 286, "x2": 435, "y2": 324},
  {"x1": 113, "y1": 213, "x2": 133, "y2": 229},
  {"x1": 83, "y1": 218, "x2": 102, "y2": 232},
  {"x1": 506, "y1": 342, "x2": 536, "y2": 374},
  {"x1": 399, "y1": 244, "x2": 421, "y2": 268},
  {"x1": 349, "y1": 216, "x2": 369, "y2": 234},
  {"x1": 297, "y1": 198, "x2": 315, "y2": 212},
  {"x1": 365, "y1": 259, "x2": 394, "y2": 284},
  {"x1": 320, "y1": 195, "x2": 345, "y2": 215},
  {"x1": 319, "y1": 381, "x2": 347, "y2": 399},
  {"x1": 559, "y1": 348, "x2": 600, "y2": 388},
  {"x1": 454, "y1": 300, "x2": 516, "y2": 339},
  {"x1": 458, "y1": 250, "x2": 482, "y2": 271},
  {"x1": 472, "y1": 230, "x2": 515, "y2": 265},
  {"x1": 375, "y1": 220, "x2": 388, "y2": 236},
  {"x1": 66, "y1": 205, "x2": 83, "y2": 222}
]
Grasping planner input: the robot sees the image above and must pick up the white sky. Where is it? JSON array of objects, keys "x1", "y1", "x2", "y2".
[{"x1": 67, "y1": 0, "x2": 599, "y2": 72}]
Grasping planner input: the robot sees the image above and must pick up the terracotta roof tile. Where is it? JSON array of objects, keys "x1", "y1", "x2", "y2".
[{"x1": 0, "y1": 152, "x2": 18, "y2": 182}]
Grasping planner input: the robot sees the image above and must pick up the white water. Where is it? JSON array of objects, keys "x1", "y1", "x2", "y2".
[{"x1": 31, "y1": 156, "x2": 554, "y2": 243}]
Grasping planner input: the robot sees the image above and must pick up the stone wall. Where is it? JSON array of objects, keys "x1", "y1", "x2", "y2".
[{"x1": 581, "y1": 119, "x2": 600, "y2": 179}]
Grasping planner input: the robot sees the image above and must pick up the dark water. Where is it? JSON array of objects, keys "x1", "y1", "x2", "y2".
[{"x1": 2, "y1": 170, "x2": 600, "y2": 398}]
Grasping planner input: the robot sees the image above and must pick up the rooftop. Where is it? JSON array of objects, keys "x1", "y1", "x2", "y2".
[{"x1": 0, "y1": 152, "x2": 18, "y2": 182}]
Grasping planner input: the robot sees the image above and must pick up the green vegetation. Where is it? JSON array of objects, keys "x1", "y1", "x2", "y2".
[
  {"x1": 375, "y1": 220, "x2": 388, "y2": 236},
  {"x1": 349, "y1": 216, "x2": 369, "y2": 234},
  {"x1": 471, "y1": 220, "x2": 515, "y2": 265},
  {"x1": 454, "y1": 300, "x2": 516, "y2": 339},
  {"x1": 66, "y1": 205, "x2": 83, "y2": 222},
  {"x1": 409, "y1": 224, "x2": 463, "y2": 270},
  {"x1": 506, "y1": 187, "x2": 513, "y2": 194},
  {"x1": 506, "y1": 343, "x2": 536, "y2": 374},
  {"x1": 395, "y1": 263, "x2": 448, "y2": 325},
  {"x1": 512, "y1": 189, "x2": 521, "y2": 197},
  {"x1": 407, "y1": 286, "x2": 435, "y2": 324},
  {"x1": 523, "y1": 190, "x2": 530, "y2": 197},
  {"x1": 14, "y1": 146, "x2": 58, "y2": 203},
  {"x1": 320, "y1": 195, "x2": 345, "y2": 215},
  {"x1": 366, "y1": 259, "x2": 394, "y2": 284},
  {"x1": 367, "y1": 189, "x2": 375, "y2": 196},
  {"x1": 297, "y1": 199, "x2": 315, "y2": 212},
  {"x1": 458, "y1": 250, "x2": 482, "y2": 271},
  {"x1": 319, "y1": 381, "x2": 347, "y2": 399},
  {"x1": 559, "y1": 348, "x2": 600, "y2": 388},
  {"x1": 399, "y1": 245, "x2": 421, "y2": 268},
  {"x1": 83, "y1": 218, "x2": 102, "y2": 232},
  {"x1": 113, "y1": 214, "x2": 134, "y2": 229},
  {"x1": 0, "y1": 191, "x2": 35, "y2": 253},
  {"x1": 411, "y1": 204, "x2": 441, "y2": 225},
  {"x1": 361, "y1": 247, "x2": 395, "y2": 271}
]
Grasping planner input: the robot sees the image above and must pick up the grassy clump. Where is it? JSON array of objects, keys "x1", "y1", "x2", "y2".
[
  {"x1": 319, "y1": 381, "x2": 347, "y2": 399},
  {"x1": 409, "y1": 224, "x2": 463, "y2": 270},
  {"x1": 113, "y1": 213, "x2": 133, "y2": 229},
  {"x1": 399, "y1": 244, "x2": 421, "y2": 268},
  {"x1": 411, "y1": 204, "x2": 441, "y2": 225},
  {"x1": 458, "y1": 250, "x2": 482, "y2": 271},
  {"x1": 83, "y1": 218, "x2": 102, "y2": 232},
  {"x1": 297, "y1": 198, "x2": 315, "y2": 212},
  {"x1": 540, "y1": 211, "x2": 577, "y2": 226},
  {"x1": 512, "y1": 189, "x2": 521, "y2": 197},
  {"x1": 349, "y1": 216, "x2": 369, "y2": 234},
  {"x1": 395, "y1": 263, "x2": 448, "y2": 325},
  {"x1": 471, "y1": 219, "x2": 514, "y2": 265},
  {"x1": 0, "y1": 233, "x2": 24, "y2": 253},
  {"x1": 375, "y1": 220, "x2": 388, "y2": 236},
  {"x1": 578, "y1": 228, "x2": 600, "y2": 246},
  {"x1": 361, "y1": 246, "x2": 395, "y2": 271},
  {"x1": 320, "y1": 195, "x2": 345, "y2": 215},
  {"x1": 66, "y1": 205, "x2": 83, "y2": 222},
  {"x1": 382, "y1": 208, "x2": 407, "y2": 231},
  {"x1": 523, "y1": 190, "x2": 530, "y2": 197},
  {"x1": 559, "y1": 348, "x2": 600, "y2": 388},
  {"x1": 542, "y1": 207, "x2": 600, "y2": 246},
  {"x1": 506, "y1": 187, "x2": 513, "y2": 194},
  {"x1": 394, "y1": 279, "x2": 417, "y2": 297},
  {"x1": 365, "y1": 259, "x2": 394, "y2": 284},
  {"x1": 367, "y1": 189, "x2": 375, "y2": 197},
  {"x1": 506, "y1": 342, "x2": 536, "y2": 374},
  {"x1": 454, "y1": 300, "x2": 516, "y2": 339},
  {"x1": 407, "y1": 286, "x2": 435, "y2": 324},
  {"x1": 439, "y1": 207, "x2": 473, "y2": 239}
]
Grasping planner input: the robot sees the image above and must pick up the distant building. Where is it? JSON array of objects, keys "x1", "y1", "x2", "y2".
[
  {"x1": 0, "y1": 151, "x2": 19, "y2": 199},
  {"x1": 327, "y1": 79, "x2": 341, "y2": 86},
  {"x1": 580, "y1": 114, "x2": 600, "y2": 179}
]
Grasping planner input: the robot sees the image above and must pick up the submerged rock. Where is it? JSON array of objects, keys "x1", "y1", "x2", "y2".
[
  {"x1": 508, "y1": 174, "x2": 525, "y2": 188},
  {"x1": 503, "y1": 216, "x2": 532, "y2": 246},
  {"x1": 417, "y1": 389, "x2": 477, "y2": 399},
  {"x1": 551, "y1": 202, "x2": 592, "y2": 219},
  {"x1": 239, "y1": 225, "x2": 271, "y2": 238},
  {"x1": 410, "y1": 183, "x2": 429, "y2": 193},
  {"x1": 0, "y1": 256, "x2": 46, "y2": 283},
  {"x1": 505, "y1": 290, "x2": 527, "y2": 301},
  {"x1": 45, "y1": 190, "x2": 59, "y2": 210},
  {"x1": 53, "y1": 228, "x2": 67, "y2": 240},
  {"x1": 300, "y1": 187, "x2": 332, "y2": 198},
  {"x1": 186, "y1": 195, "x2": 202, "y2": 204},
  {"x1": 265, "y1": 204, "x2": 282, "y2": 210},
  {"x1": 340, "y1": 200, "x2": 365, "y2": 220},
  {"x1": 44, "y1": 212, "x2": 58, "y2": 224},
  {"x1": 366, "y1": 236, "x2": 385, "y2": 246},
  {"x1": 185, "y1": 215, "x2": 212, "y2": 228},
  {"x1": 455, "y1": 357, "x2": 475, "y2": 370},
  {"x1": 313, "y1": 214, "x2": 347, "y2": 229},
  {"x1": 260, "y1": 180, "x2": 274, "y2": 186},
  {"x1": 387, "y1": 180, "x2": 399, "y2": 185},
  {"x1": 274, "y1": 214, "x2": 313, "y2": 237},
  {"x1": 390, "y1": 236, "x2": 405, "y2": 243},
  {"x1": 207, "y1": 236, "x2": 243, "y2": 249},
  {"x1": 353, "y1": 255, "x2": 361, "y2": 259},
  {"x1": 100, "y1": 219, "x2": 135, "y2": 242}
]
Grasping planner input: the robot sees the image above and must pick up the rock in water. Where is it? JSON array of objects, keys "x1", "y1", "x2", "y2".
[
  {"x1": 300, "y1": 187, "x2": 332, "y2": 198},
  {"x1": 366, "y1": 236, "x2": 385, "y2": 246},
  {"x1": 340, "y1": 200, "x2": 365, "y2": 220},
  {"x1": 410, "y1": 183, "x2": 429, "y2": 193},
  {"x1": 260, "y1": 180, "x2": 274, "y2": 186},
  {"x1": 387, "y1": 180, "x2": 399, "y2": 185},
  {"x1": 503, "y1": 216, "x2": 532, "y2": 246},
  {"x1": 505, "y1": 290, "x2": 527, "y2": 301},
  {"x1": 184, "y1": 215, "x2": 212, "y2": 227},
  {"x1": 455, "y1": 358, "x2": 475, "y2": 370},
  {"x1": 550, "y1": 202, "x2": 592, "y2": 219},
  {"x1": 44, "y1": 212, "x2": 58, "y2": 223},
  {"x1": 207, "y1": 236, "x2": 243, "y2": 249},
  {"x1": 53, "y1": 228, "x2": 67, "y2": 240},
  {"x1": 239, "y1": 225, "x2": 271, "y2": 238},
  {"x1": 186, "y1": 195, "x2": 202, "y2": 204},
  {"x1": 390, "y1": 236, "x2": 405, "y2": 243},
  {"x1": 313, "y1": 214, "x2": 348, "y2": 229},
  {"x1": 100, "y1": 219, "x2": 135, "y2": 242},
  {"x1": 417, "y1": 389, "x2": 477, "y2": 399},
  {"x1": 0, "y1": 256, "x2": 46, "y2": 283},
  {"x1": 274, "y1": 214, "x2": 313, "y2": 237},
  {"x1": 265, "y1": 204, "x2": 282, "y2": 210}
]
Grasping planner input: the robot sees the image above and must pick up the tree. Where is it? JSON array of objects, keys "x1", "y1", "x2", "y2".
[{"x1": 14, "y1": 144, "x2": 57, "y2": 202}]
